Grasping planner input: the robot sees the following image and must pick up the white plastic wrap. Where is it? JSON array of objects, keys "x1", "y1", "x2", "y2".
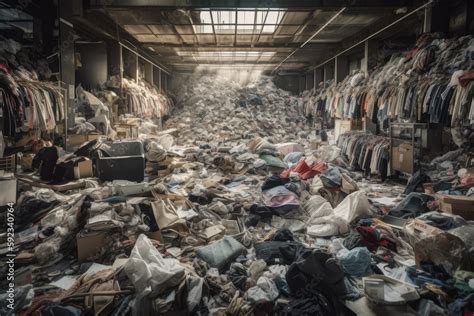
[
  {"x1": 187, "y1": 276, "x2": 204, "y2": 312},
  {"x1": 245, "y1": 276, "x2": 279, "y2": 303},
  {"x1": 333, "y1": 191, "x2": 372, "y2": 223},
  {"x1": 306, "y1": 191, "x2": 371, "y2": 237},
  {"x1": 303, "y1": 195, "x2": 333, "y2": 221},
  {"x1": 123, "y1": 234, "x2": 185, "y2": 297}
]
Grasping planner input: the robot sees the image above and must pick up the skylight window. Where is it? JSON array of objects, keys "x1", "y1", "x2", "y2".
[
  {"x1": 195, "y1": 24, "x2": 213, "y2": 34},
  {"x1": 237, "y1": 11, "x2": 255, "y2": 24},
  {"x1": 212, "y1": 11, "x2": 236, "y2": 24},
  {"x1": 195, "y1": 9, "x2": 285, "y2": 35},
  {"x1": 199, "y1": 11, "x2": 212, "y2": 24},
  {"x1": 262, "y1": 25, "x2": 277, "y2": 33},
  {"x1": 176, "y1": 51, "x2": 275, "y2": 60},
  {"x1": 265, "y1": 11, "x2": 283, "y2": 24}
]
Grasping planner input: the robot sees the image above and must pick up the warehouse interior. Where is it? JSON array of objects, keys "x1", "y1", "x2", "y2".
[{"x1": 0, "y1": 0, "x2": 473, "y2": 315}]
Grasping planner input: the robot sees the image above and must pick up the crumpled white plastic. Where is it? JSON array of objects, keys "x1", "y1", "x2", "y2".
[
  {"x1": 123, "y1": 234, "x2": 185, "y2": 297},
  {"x1": 333, "y1": 191, "x2": 372, "y2": 223},
  {"x1": 306, "y1": 191, "x2": 372, "y2": 237},
  {"x1": 244, "y1": 276, "x2": 279, "y2": 303}
]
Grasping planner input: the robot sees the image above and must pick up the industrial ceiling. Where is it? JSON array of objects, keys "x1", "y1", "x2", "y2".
[{"x1": 84, "y1": 0, "x2": 424, "y2": 73}]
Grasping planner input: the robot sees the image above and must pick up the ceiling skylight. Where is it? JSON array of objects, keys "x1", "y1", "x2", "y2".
[{"x1": 197, "y1": 9, "x2": 285, "y2": 34}]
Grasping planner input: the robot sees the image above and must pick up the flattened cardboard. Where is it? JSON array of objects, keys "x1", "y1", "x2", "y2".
[
  {"x1": 437, "y1": 194, "x2": 474, "y2": 220},
  {"x1": 77, "y1": 230, "x2": 107, "y2": 262},
  {"x1": 391, "y1": 144, "x2": 413, "y2": 174},
  {"x1": 74, "y1": 159, "x2": 93, "y2": 179}
]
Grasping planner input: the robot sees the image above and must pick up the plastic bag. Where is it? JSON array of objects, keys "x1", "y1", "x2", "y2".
[
  {"x1": 249, "y1": 259, "x2": 267, "y2": 281},
  {"x1": 123, "y1": 234, "x2": 185, "y2": 297},
  {"x1": 187, "y1": 276, "x2": 204, "y2": 312},
  {"x1": 333, "y1": 191, "x2": 372, "y2": 223},
  {"x1": 245, "y1": 277, "x2": 279, "y2": 303}
]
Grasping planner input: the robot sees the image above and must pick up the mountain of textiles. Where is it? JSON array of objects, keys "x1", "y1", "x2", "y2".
[{"x1": 301, "y1": 33, "x2": 474, "y2": 143}]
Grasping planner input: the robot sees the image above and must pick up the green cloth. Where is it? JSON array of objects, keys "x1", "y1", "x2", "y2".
[
  {"x1": 449, "y1": 270, "x2": 474, "y2": 296},
  {"x1": 259, "y1": 154, "x2": 287, "y2": 169}
]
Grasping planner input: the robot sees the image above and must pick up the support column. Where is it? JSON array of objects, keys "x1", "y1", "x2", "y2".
[
  {"x1": 313, "y1": 69, "x2": 316, "y2": 89},
  {"x1": 153, "y1": 66, "x2": 160, "y2": 91},
  {"x1": 107, "y1": 41, "x2": 123, "y2": 96},
  {"x1": 335, "y1": 55, "x2": 348, "y2": 83},
  {"x1": 323, "y1": 61, "x2": 335, "y2": 88},
  {"x1": 306, "y1": 72, "x2": 314, "y2": 91},
  {"x1": 298, "y1": 75, "x2": 305, "y2": 94},
  {"x1": 144, "y1": 62, "x2": 153, "y2": 85},
  {"x1": 123, "y1": 48, "x2": 138, "y2": 82},
  {"x1": 361, "y1": 40, "x2": 369, "y2": 75},
  {"x1": 315, "y1": 67, "x2": 323, "y2": 88},
  {"x1": 34, "y1": 0, "x2": 56, "y2": 56},
  {"x1": 58, "y1": 0, "x2": 75, "y2": 138},
  {"x1": 423, "y1": 4, "x2": 432, "y2": 33},
  {"x1": 429, "y1": 1, "x2": 450, "y2": 34},
  {"x1": 135, "y1": 53, "x2": 139, "y2": 82},
  {"x1": 158, "y1": 69, "x2": 162, "y2": 92}
]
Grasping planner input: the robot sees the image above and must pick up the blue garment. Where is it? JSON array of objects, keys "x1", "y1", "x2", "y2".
[{"x1": 338, "y1": 247, "x2": 372, "y2": 277}]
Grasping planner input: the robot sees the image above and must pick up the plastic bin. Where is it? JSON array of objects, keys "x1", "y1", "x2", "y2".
[{"x1": 94, "y1": 141, "x2": 145, "y2": 182}]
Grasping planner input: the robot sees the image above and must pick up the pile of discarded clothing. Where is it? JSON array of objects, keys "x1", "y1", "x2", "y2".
[{"x1": 1, "y1": 72, "x2": 473, "y2": 316}]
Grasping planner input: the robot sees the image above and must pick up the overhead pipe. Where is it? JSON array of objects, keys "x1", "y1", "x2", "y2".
[
  {"x1": 272, "y1": 7, "x2": 346, "y2": 72},
  {"x1": 118, "y1": 42, "x2": 170, "y2": 75},
  {"x1": 273, "y1": 7, "x2": 346, "y2": 73},
  {"x1": 308, "y1": 0, "x2": 433, "y2": 72}
]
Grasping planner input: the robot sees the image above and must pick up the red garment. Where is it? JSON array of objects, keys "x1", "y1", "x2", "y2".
[
  {"x1": 0, "y1": 63, "x2": 10, "y2": 74},
  {"x1": 357, "y1": 226, "x2": 397, "y2": 252},
  {"x1": 282, "y1": 160, "x2": 328, "y2": 180},
  {"x1": 281, "y1": 159, "x2": 311, "y2": 178}
]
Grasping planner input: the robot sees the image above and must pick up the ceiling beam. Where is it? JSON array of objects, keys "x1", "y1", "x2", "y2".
[
  {"x1": 89, "y1": 0, "x2": 414, "y2": 9},
  {"x1": 169, "y1": 61, "x2": 307, "y2": 65},
  {"x1": 286, "y1": 8, "x2": 320, "y2": 45},
  {"x1": 209, "y1": 9, "x2": 217, "y2": 45},
  {"x1": 144, "y1": 42, "x2": 339, "y2": 49}
]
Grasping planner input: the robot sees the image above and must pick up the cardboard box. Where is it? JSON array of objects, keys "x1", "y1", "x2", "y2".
[
  {"x1": 20, "y1": 154, "x2": 35, "y2": 171},
  {"x1": 335, "y1": 119, "x2": 352, "y2": 140},
  {"x1": 391, "y1": 143, "x2": 413, "y2": 174},
  {"x1": 74, "y1": 159, "x2": 93, "y2": 179},
  {"x1": 146, "y1": 230, "x2": 164, "y2": 244},
  {"x1": 0, "y1": 178, "x2": 17, "y2": 206},
  {"x1": 437, "y1": 194, "x2": 474, "y2": 220},
  {"x1": 114, "y1": 124, "x2": 139, "y2": 139},
  {"x1": 67, "y1": 134, "x2": 102, "y2": 147},
  {"x1": 77, "y1": 230, "x2": 107, "y2": 261}
]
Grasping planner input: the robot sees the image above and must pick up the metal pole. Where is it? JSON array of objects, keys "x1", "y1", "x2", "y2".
[
  {"x1": 273, "y1": 7, "x2": 346, "y2": 72},
  {"x1": 423, "y1": 4, "x2": 432, "y2": 33},
  {"x1": 313, "y1": 69, "x2": 316, "y2": 89},
  {"x1": 362, "y1": 40, "x2": 369, "y2": 75},
  {"x1": 158, "y1": 69, "x2": 162, "y2": 92}
]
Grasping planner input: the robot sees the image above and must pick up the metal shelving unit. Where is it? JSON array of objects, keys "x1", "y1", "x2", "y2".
[{"x1": 389, "y1": 122, "x2": 428, "y2": 175}]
